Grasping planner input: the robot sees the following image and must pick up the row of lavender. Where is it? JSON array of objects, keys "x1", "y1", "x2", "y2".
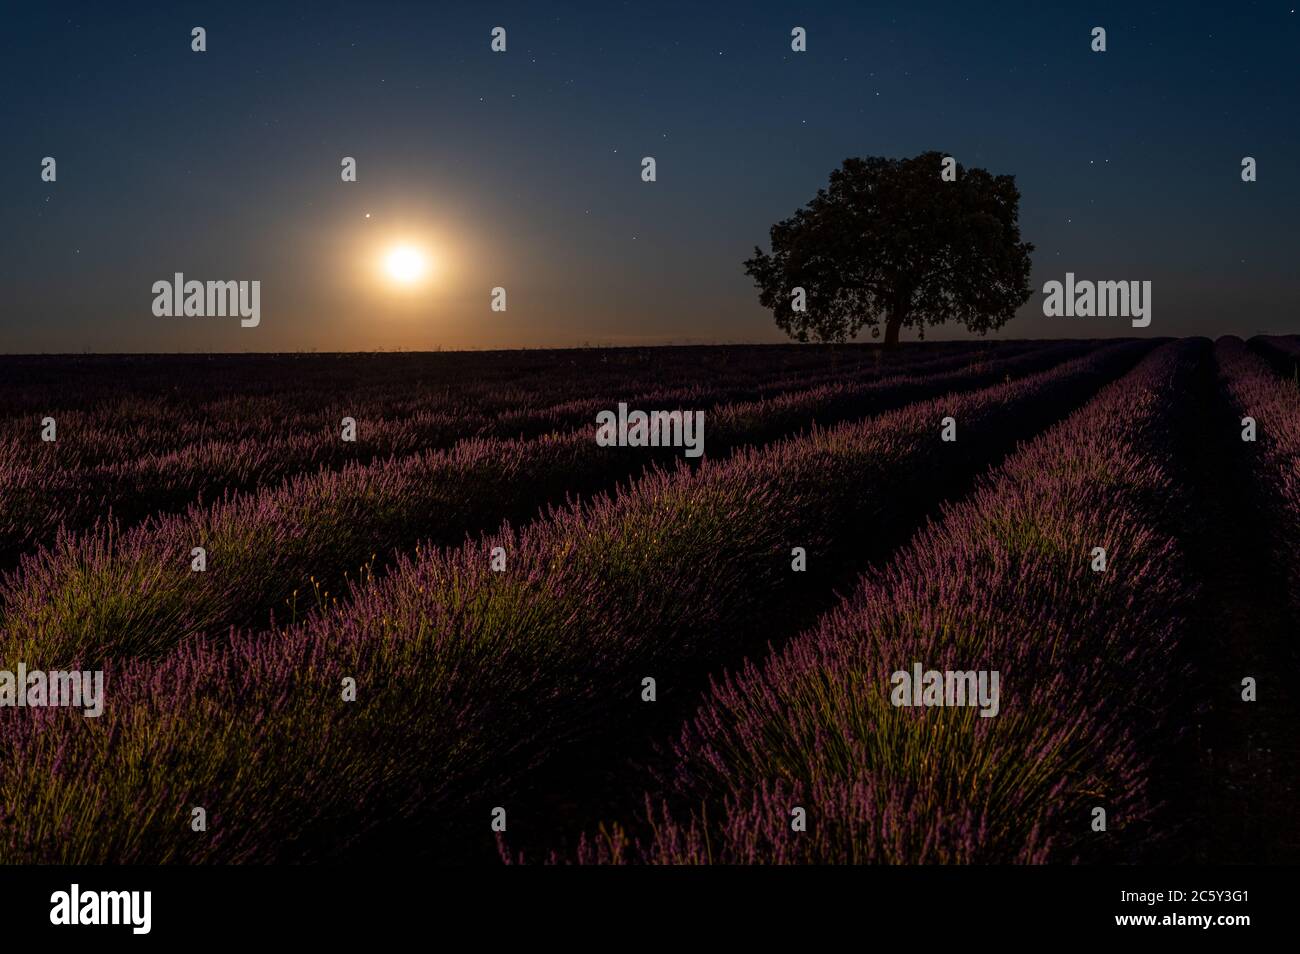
[
  {"x1": 1, "y1": 342, "x2": 986, "y2": 469},
  {"x1": 554, "y1": 340, "x2": 1200, "y2": 863},
  {"x1": 0, "y1": 339, "x2": 1096, "y2": 668},
  {"x1": 0, "y1": 341, "x2": 1147, "y2": 862},
  {"x1": 3, "y1": 344, "x2": 976, "y2": 423},
  {"x1": 1253, "y1": 334, "x2": 1300, "y2": 371},
  {"x1": 0, "y1": 341, "x2": 1029, "y2": 570}
]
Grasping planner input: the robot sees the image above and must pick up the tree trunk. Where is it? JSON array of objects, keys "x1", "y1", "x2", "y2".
[
  {"x1": 883, "y1": 294, "x2": 909, "y2": 348},
  {"x1": 883, "y1": 312, "x2": 903, "y2": 348}
]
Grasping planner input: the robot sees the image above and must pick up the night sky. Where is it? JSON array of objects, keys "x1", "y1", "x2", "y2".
[{"x1": 2, "y1": 1, "x2": 1296, "y2": 353}]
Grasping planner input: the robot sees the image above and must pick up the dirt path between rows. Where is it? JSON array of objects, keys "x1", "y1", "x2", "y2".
[{"x1": 1154, "y1": 343, "x2": 1300, "y2": 863}]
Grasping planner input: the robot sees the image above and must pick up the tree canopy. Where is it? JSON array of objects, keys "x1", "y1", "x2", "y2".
[{"x1": 744, "y1": 152, "x2": 1034, "y2": 345}]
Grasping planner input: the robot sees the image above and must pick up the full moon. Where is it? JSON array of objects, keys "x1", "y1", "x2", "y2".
[{"x1": 384, "y1": 245, "x2": 428, "y2": 285}]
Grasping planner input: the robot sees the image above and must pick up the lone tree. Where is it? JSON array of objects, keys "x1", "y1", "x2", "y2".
[{"x1": 744, "y1": 152, "x2": 1034, "y2": 346}]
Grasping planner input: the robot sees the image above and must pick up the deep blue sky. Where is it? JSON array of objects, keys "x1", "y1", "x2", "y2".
[{"x1": 2, "y1": 1, "x2": 1296, "y2": 351}]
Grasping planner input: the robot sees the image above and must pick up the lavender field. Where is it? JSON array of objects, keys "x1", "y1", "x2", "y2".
[{"x1": 1, "y1": 338, "x2": 1297, "y2": 865}]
